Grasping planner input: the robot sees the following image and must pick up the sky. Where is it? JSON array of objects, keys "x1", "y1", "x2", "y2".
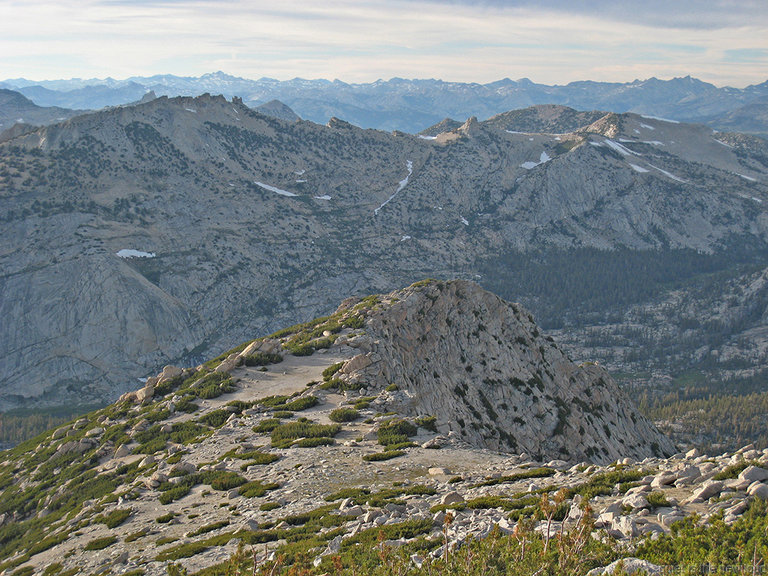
[{"x1": 0, "y1": 0, "x2": 767, "y2": 87}]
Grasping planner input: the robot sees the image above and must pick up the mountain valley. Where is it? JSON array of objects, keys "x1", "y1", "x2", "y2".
[{"x1": 2, "y1": 93, "x2": 768, "y2": 428}]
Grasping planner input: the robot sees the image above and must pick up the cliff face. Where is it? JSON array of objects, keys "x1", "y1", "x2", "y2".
[{"x1": 333, "y1": 280, "x2": 674, "y2": 463}]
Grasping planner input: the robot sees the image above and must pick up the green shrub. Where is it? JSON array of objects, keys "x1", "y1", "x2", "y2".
[
  {"x1": 713, "y1": 461, "x2": 759, "y2": 481},
  {"x1": 253, "y1": 419, "x2": 282, "y2": 434},
  {"x1": 294, "y1": 437, "x2": 335, "y2": 448},
  {"x1": 385, "y1": 383, "x2": 399, "y2": 392},
  {"x1": 236, "y1": 452, "x2": 280, "y2": 466},
  {"x1": 343, "y1": 315, "x2": 365, "y2": 329},
  {"x1": 174, "y1": 398, "x2": 199, "y2": 413},
  {"x1": 279, "y1": 396, "x2": 318, "y2": 412},
  {"x1": 97, "y1": 508, "x2": 131, "y2": 528},
  {"x1": 200, "y1": 470, "x2": 247, "y2": 491},
  {"x1": 260, "y1": 502, "x2": 281, "y2": 511},
  {"x1": 415, "y1": 415, "x2": 438, "y2": 432},
  {"x1": 271, "y1": 411, "x2": 294, "y2": 419},
  {"x1": 377, "y1": 418, "x2": 417, "y2": 446},
  {"x1": 239, "y1": 481, "x2": 280, "y2": 498},
  {"x1": 647, "y1": 491, "x2": 671, "y2": 508},
  {"x1": 83, "y1": 536, "x2": 117, "y2": 551},
  {"x1": 125, "y1": 528, "x2": 149, "y2": 542},
  {"x1": 188, "y1": 520, "x2": 229, "y2": 538},
  {"x1": 329, "y1": 408, "x2": 360, "y2": 422},
  {"x1": 243, "y1": 352, "x2": 283, "y2": 366},
  {"x1": 323, "y1": 362, "x2": 344, "y2": 381},
  {"x1": 363, "y1": 450, "x2": 405, "y2": 462},
  {"x1": 288, "y1": 343, "x2": 314, "y2": 356},
  {"x1": 474, "y1": 467, "x2": 556, "y2": 487},
  {"x1": 156, "y1": 513, "x2": 175, "y2": 523},
  {"x1": 198, "y1": 410, "x2": 230, "y2": 428},
  {"x1": 271, "y1": 420, "x2": 341, "y2": 447}
]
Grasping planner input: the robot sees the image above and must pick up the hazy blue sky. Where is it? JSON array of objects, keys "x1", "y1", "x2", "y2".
[{"x1": 1, "y1": 0, "x2": 766, "y2": 86}]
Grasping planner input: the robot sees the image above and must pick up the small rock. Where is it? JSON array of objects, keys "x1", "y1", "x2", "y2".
[
  {"x1": 440, "y1": 491, "x2": 465, "y2": 506},
  {"x1": 587, "y1": 558, "x2": 663, "y2": 575},
  {"x1": 687, "y1": 480, "x2": 723, "y2": 503},
  {"x1": 621, "y1": 493, "x2": 649, "y2": 510},
  {"x1": 428, "y1": 467, "x2": 450, "y2": 476},
  {"x1": 85, "y1": 427, "x2": 104, "y2": 438},
  {"x1": 650, "y1": 471, "x2": 677, "y2": 489},
  {"x1": 113, "y1": 444, "x2": 131, "y2": 458}
]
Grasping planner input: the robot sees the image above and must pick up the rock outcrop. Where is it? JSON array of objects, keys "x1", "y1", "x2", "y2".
[{"x1": 336, "y1": 280, "x2": 673, "y2": 463}]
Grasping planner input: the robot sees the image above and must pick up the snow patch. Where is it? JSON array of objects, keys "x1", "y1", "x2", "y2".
[
  {"x1": 254, "y1": 181, "x2": 297, "y2": 197},
  {"x1": 738, "y1": 174, "x2": 757, "y2": 182},
  {"x1": 461, "y1": 216, "x2": 469, "y2": 226},
  {"x1": 604, "y1": 139, "x2": 638, "y2": 156},
  {"x1": 375, "y1": 160, "x2": 413, "y2": 215},
  {"x1": 648, "y1": 163, "x2": 687, "y2": 183},
  {"x1": 401, "y1": 235, "x2": 411, "y2": 241},
  {"x1": 117, "y1": 249, "x2": 156, "y2": 259},
  {"x1": 620, "y1": 138, "x2": 664, "y2": 146},
  {"x1": 753, "y1": 197, "x2": 763, "y2": 204},
  {"x1": 639, "y1": 123, "x2": 655, "y2": 130},
  {"x1": 629, "y1": 163, "x2": 649, "y2": 173},
  {"x1": 418, "y1": 135, "x2": 437, "y2": 140},
  {"x1": 640, "y1": 115, "x2": 679, "y2": 124},
  {"x1": 520, "y1": 151, "x2": 551, "y2": 170},
  {"x1": 296, "y1": 179, "x2": 307, "y2": 183},
  {"x1": 505, "y1": 130, "x2": 526, "y2": 134},
  {"x1": 185, "y1": 108, "x2": 197, "y2": 113},
  {"x1": 714, "y1": 139, "x2": 734, "y2": 149},
  {"x1": 314, "y1": 195, "x2": 332, "y2": 200},
  {"x1": 295, "y1": 170, "x2": 306, "y2": 175}
]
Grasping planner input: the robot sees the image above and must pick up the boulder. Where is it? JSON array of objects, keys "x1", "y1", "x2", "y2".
[
  {"x1": 135, "y1": 383, "x2": 154, "y2": 403},
  {"x1": 738, "y1": 465, "x2": 768, "y2": 483},
  {"x1": 687, "y1": 480, "x2": 723, "y2": 503},
  {"x1": 650, "y1": 471, "x2": 677, "y2": 489},
  {"x1": 440, "y1": 491, "x2": 465, "y2": 506},
  {"x1": 621, "y1": 493, "x2": 649, "y2": 510},
  {"x1": 747, "y1": 482, "x2": 768, "y2": 499},
  {"x1": 343, "y1": 354, "x2": 372, "y2": 374}
]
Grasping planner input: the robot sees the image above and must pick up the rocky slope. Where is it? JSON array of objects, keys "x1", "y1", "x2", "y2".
[
  {"x1": 0, "y1": 89, "x2": 81, "y2": 133},
  {"x1": 2, "y1": 95, "x2": 768, "y2": 409},
  {"x1": 3, "y1": 281, "x2": 767, "y2": 576}
]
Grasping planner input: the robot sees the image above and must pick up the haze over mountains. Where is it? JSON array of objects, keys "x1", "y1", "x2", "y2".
[
  {"x1": 2, "y1": 91, "x2": 768, "y2": 413},
  {"x1": 2, "y1": 72, "x2": 768, "y2": 137}
]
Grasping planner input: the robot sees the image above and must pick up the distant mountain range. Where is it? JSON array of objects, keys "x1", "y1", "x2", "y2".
[{"x1": 2, "y1": 72, "x2": 767, "y2": 136}]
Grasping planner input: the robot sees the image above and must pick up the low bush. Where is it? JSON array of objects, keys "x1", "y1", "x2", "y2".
[
  {"x1": 97, "y1": 508, "x2": 131, "y2": 529},
  {"x1": 198, "y1": 409, "x2": 230, "y2": 428},
  {"x1": 363, "y1": 450, "x2": 405, "y2": 462},
  {"x1": 329, "y1": 408, "x2": 360, "y2": 422},
  {"x1": 415, "y1": 415, "x2": 438, "y2": 432},
  {"x1": 294, "y1": 437, "x2": 335, "y2": 448},
  {"x1": 323, "y1": 362, "x2": 344, "y2": 381},
  {"x1": 271, "y1": 420, "x2": 341, "y2": 447},
  {"x1": 243, "y1": 352, "x2": 283, "y2": 366},
  {"x1": 377, "y1": 418, "x2": 417, "y2": 446},
  {"x1": 239, "y1": 481, "x2": 280, "y2": 498},
  {"x1": 83, "y1": 536, "x2": 117, "y2": 551}
]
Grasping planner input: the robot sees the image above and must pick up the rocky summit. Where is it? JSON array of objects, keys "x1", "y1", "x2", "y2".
[
  {"x1": 3, "y1": 93, "x2": 768, "y2": 411},
  {"x1": 0, "y1": 280, "x2": 695, "y2": 575}
]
